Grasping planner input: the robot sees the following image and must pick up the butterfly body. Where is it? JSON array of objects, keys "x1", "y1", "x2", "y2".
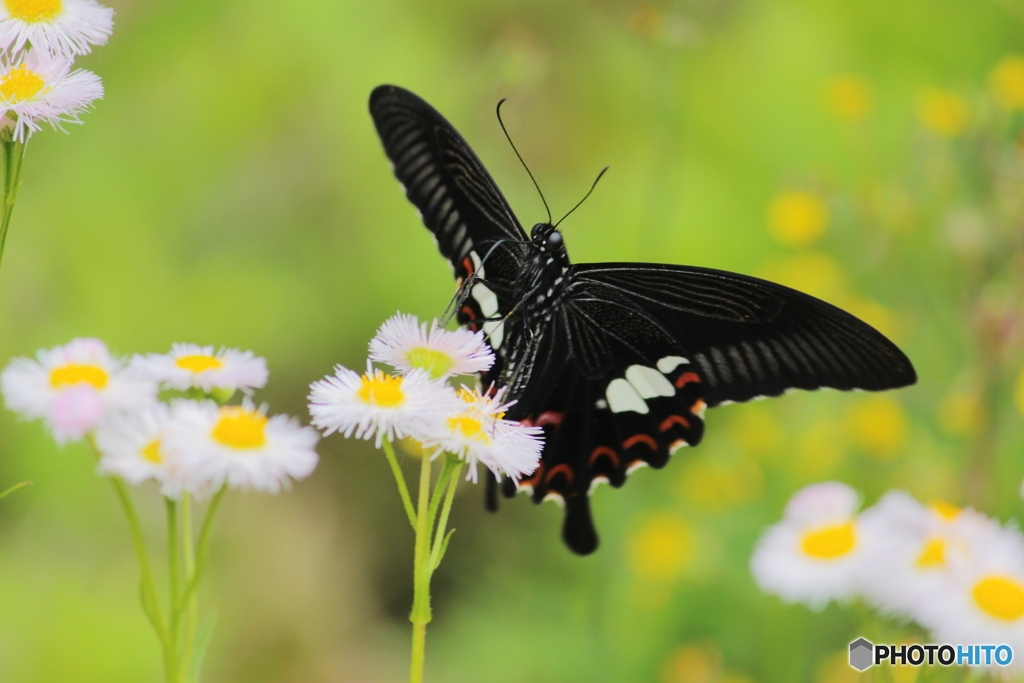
[{"x1": 369, "y1": 85, "x2": 916, "y2": 554}]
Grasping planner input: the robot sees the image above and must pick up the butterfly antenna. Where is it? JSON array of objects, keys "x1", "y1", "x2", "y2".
[
  {"x1": 497, "y1": 98, "x2": 553, "y2": 225},
  {"x1": 555, "y1": 166, "x2": 609, "y2": 229}
]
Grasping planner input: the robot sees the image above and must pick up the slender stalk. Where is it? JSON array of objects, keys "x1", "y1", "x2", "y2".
[
  {"x1": 429, "y1": 462, "x2": 461, "y2": 569},
  {"x1": 0, "y1": 138, "x2": 27, "y2": 272},
  {"x1": 179, "y1": 494, "x2": 199, "y2": 677},
  {"x1": 165, "y1": 498, "x2": 181, "y2": 667},
  {"x1": 176, "y1": 486, "x2": 226, "y2": 614},
  {"x1": 409, "y1": 451, "x2": 433, "y2": 683},
  {"x1": 382, "y1": 439, "x2": 417, "y2": 529}
]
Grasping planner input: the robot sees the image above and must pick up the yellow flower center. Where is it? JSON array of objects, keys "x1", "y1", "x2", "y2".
[
  {"x1": 972, "y1": 576, "x2": 1024, "y2": 621},
  {"x1": 357, "y1": 373, "x2": 405, "y2": 408},
  {"x1": 0, "y1": 64, "x2": 45, "y2": 101},
  {"x1": 916, "y1": 537, "x2": 946, "y2": 568},
  {"x1": 4, "y1": 0, "x2": 62, "y2": 23},
  {"x1": 211, "y1": 406, "x2": 267, "y2": 449},
  {"x1": 140, "y1": 439, "x2": 164, "y2": 464},
  {"x1": 49, "y1": 363, "x2": 108, "y2": 389},
  {"x1": 448, "y1": 414, "x2": 490, "y2": 444},
  {"x1": 405, "y1": 347, "x2": 454, "y2": 380},
  {"x1": 800, "y1": 521, "x2": 856, "y2": 559},
  {"x1": 929, "y1": 501, "x2": 961, "y2": 521},
  {"x1": 175, "y1": 354, "x2": 224, "y2": 373}
]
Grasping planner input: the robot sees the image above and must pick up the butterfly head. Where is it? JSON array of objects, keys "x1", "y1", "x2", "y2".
[{"x1": 531, "y1": 222, "x2": 565, "y2": 255}]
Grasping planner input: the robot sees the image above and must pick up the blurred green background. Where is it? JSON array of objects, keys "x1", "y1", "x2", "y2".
[{"x1": 2, "y1": 0, "x2": 1024, "y2": 681}]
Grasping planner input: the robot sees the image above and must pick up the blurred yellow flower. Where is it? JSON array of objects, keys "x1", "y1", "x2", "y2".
[
  {"x1": 824, "y1": 75, "x2": 872, "y2": 122},
  {"x1": 989, "y1": 56, "x2": 1024, "y2": 110},
  {"x1": 660, "y1": 642, "x2": 720, "y2": 683},
  {"x1": 629, "y1": 512, "x2": 694, "y2": 582},
  {"x1": 937, "y1": 387, "x2": 985, "y2": 436},
  {"x1": 731, "y1": 405, "x2": 784, "y2": 459},
  {"x1": 815, "y1": 650, "x2": 860, "y2": 683},
  {"x1": 918, "y1": 88, "x2": 968, "y2": 137},
  {"x1": 679, "y1": 456, "x2": 763, "y2": 509},
  {"x1": 760, "y1": 252, "x2": 847, "y2": 303},
  {"x1": 768, "y1": 191, "x2": 829, "y2": 248},
  {"x1": 796, "y1": 419, "x2": 846, "y2": 478},
  {"x1": 845, "y1": 395, "x2": 908, "y2": 459},
  {"x1": 1015, "y1": 367, "x2": 1024, "y2": 417}
]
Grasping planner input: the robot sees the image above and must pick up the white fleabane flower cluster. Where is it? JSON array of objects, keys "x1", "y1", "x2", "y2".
[
  {"x1": 2, "y1": 339, "x2": 319, "y2": 498},
  {"x1": 309, "y1": 312, "x2": 543, "y2": 483},
  {"x1": 0, "y1": 0, "x2": 112, "y2": 141},
  {"x1": 752, "y1": 482, "x2": 1024, "y2": 672}
]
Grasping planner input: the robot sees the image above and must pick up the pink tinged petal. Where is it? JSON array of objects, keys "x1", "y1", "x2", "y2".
[{"x1": 49, "y1": 384, "x2": 103, "y2": 441}]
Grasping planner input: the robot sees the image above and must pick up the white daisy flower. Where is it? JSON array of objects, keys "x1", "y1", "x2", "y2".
[
  {"x1": 750, "y1": 481, "x2": 869, "y2": 610},
  {"x1": 130, "y1": 343, "x2": 268, "y2": 394},
  {"x1": 164, "y1": 400, "x2": 319, "y2": 496},
  {"x1": 0, "y1": 0, "x2": 113, "y2": 57},
  {"x1": 0, "y1": 49, "x2": 102, "y2": 141},
  {"x1": 94, "y1": 404, "x2": 200, "y2": 498},
  {"x1": 308, "y1": 362, "x2": 457, "y2": 447},
  {"x1": 858, "y1": 492, "x2": 986, "y2": 621},
  {"x1": 368, "y1": 312, "x2": 494, "y2": 380},
  {"x1": 426, "y1": 386, "x2": 542, "y2": 483},
  {"x1": 1, "y1": 337, "x2": 156, "y2": 443},
  {"x1": 913, "y1": 517, "x2": 1024, "y2": 670}
]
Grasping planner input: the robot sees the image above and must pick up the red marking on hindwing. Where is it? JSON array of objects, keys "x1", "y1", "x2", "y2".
[
  {"x1": 461, "y1": 256, "x2": 474, "y2": 277},
  {"x1": 674, "y1": 371, "x2": 701, "y2": 388},
  {"x1": 659, "y1": 414, "x2": 690, "y2": 432},
  {"x1": 622, "y1": 434, "x2": 658, "y2": 451},
  {"x1": 588, "y1": 446, "x2": 620, "y2": 467},
  {"x1": 544, "y1": 464, "x2": 574, "y2": 486},
  {"x1": 459, "y1": 305, "x2": 478, "y2": 330},
  {"x1": 536, "y1": 411, "x2": 563, "y2": 426}
]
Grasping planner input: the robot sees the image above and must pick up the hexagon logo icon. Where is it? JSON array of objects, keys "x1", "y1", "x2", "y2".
[{"x1": 849, "y1": 638, "x2": 874, "y2": 671}]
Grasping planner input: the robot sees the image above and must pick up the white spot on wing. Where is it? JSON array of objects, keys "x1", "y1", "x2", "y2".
[
  {"x1": 626, "y1": 365, "x2": 675, "y2": 399},
  {"x1": 606, "y1": 378, "x2": 649, "y2": 414},
  {"x1": 656, "y1": 356, "x2": 689, "y2": 373},
  {"x1": 472, "y1": 282, "x2": 498, "y2": 317},
  {"x1": 543, "y1": 491, "x2": 565, "y2": 508},
  {"x1": 669, "y1": 439, "x2": 688, "y2": 454},
  {"x1": 483, "y1": 319, "x2": 504, "y2": 350},
  {"x1": 588, "y1": 476, "x2": 609, "y2": 496},
  {"x1": 595, "y1": 398, "x2": 608, "y2": 410},
  {"x1": 626, "y1": 460, "x2": 649, "y2": 475}
]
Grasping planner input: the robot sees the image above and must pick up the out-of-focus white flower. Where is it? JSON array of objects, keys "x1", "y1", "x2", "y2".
[
  {"x1": 308, "y1": 362, "x2": 457, "y2": 447},
  {"x1": 750, "y1": 481, "x2": 868, "y2": 610},
  {"x1": 913, "y1": 517, "x2": 1024, "y2": 670},
  {"x1": 369, "y1": 313, "x2": 494, "y2": 380},
  {"x1": 858, "y1": 492, "x2": 986, "y2": 622},
  {"x1": 95, "y1": 404, "x2": 199, "y2": 498},
  {"x1": 130, "y1": 343, "x2": 268, "y2": 394},
  {"x1": 165, "y1": 400, "x2": 319, "y2": 496},
  {"x1": 0, "y1": 0, "x2": 113, "y2": 57},
  {"x1": 0, "y1": 49, "x2": 103, "y2": 141},
  {"x1": 425, "y1": 386, "x2": 542, "y2": 483},
  {"x1": 1, "y1": 337, "x2": 156, "y2": 442}
]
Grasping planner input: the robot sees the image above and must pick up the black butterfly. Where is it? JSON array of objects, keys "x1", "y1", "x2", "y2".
[{"x1": 369, "y1": 85, "x2": 916, "y2": 555}]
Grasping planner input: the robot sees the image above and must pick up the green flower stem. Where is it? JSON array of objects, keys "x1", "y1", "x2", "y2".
[
  {"x1": 429, "y1": 462, "x2": 460, "y2": 570},
  {"x1": 109, "y1": 476, "x2": 174, "y2": 680},
  {"x1": 180, "y1": 494, "x2": 199, "y2": 675},
  {"x1": 0, "y1": 480, "x2": 30, "y2": 501},
  {"x1": 176, "y1": 486, "x2": 226, "y2": 616},
  {"x1": 409, "y1": 451, "x2": 433, "y2": 683},
  {"x1": 425, "y1": 457, "x2": 456, "y2": 532},
  {"x1": 0, "y1": 138, "x2": 26, "y2": 273},
  {"x1": 165, "y1": 498, "x2": 181, "y2": 651},
  {"x1": 382, "y1": 439, "x2": 417, "y2": 529}
]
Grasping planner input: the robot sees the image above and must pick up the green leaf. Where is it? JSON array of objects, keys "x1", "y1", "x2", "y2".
[
  {"x1": 188, "y1": 606, "x2": 219, "y2": 683},
  {"x1": 0, "y1": 480, "x2": 30, "y2": 502},
  {"x1": 433, "y1": 528, "x2": 456, "y2": 570}
]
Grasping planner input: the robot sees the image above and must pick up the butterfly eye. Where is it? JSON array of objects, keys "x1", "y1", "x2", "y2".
[{"x1": 545, "y1": 230, "x2": 563, "y2": 252}]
